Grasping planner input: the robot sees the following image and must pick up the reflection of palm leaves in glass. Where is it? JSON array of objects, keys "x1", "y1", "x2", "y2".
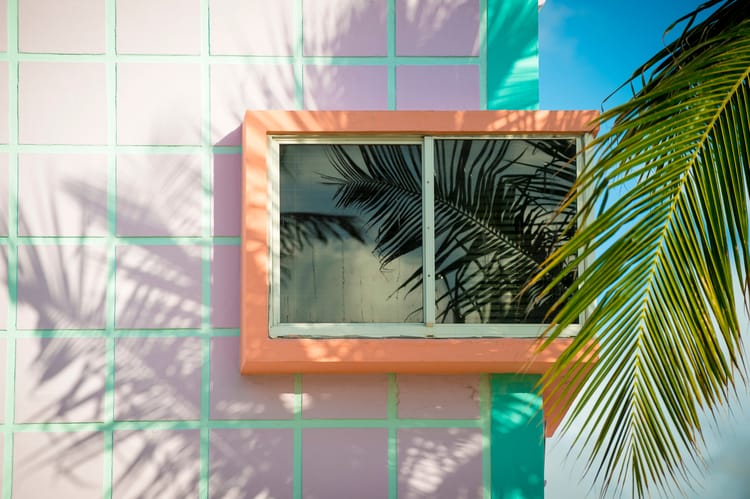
[
  {"x1": 325, "y1": 140, "x2": 576, "y2": 323},
  {"x1": 279, "y1": 212, "x2": 365, "y2": 279}
]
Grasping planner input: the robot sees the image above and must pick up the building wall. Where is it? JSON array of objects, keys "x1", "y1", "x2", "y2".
[{"x1": 0, "y1": 0, "x2": 542, "y2": 497}]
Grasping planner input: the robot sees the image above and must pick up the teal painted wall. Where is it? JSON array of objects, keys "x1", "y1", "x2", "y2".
[
  {"x1": 491, "y1": 374, "x2": 545, "y2": 499},
  {"x1": 487, "y1": 0, "x2": 540, "y2": 110}
]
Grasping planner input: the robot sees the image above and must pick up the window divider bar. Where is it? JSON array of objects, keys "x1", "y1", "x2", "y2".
[{"x1": 422, "y1": 137, "x2": 436, "y2": 328}]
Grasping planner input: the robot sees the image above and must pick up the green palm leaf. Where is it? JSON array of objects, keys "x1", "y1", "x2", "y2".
[
  {"x1": 325, "y1": 140, "x2": 575, "y2": 323},
  {"x1": 534, "y1": 1, "x2": 750, "y2": 495}
]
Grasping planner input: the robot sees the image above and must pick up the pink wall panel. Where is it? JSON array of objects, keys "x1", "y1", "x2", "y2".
[
  {"x1": 16, "y1": 244, "x2": 108, "y2": 329},
  {"x1": 115, "y1": 337, "x2": 202, "y2": 421},
  {"x1": 14, "y1": 337, "x2": 106, "y2": 423},
  {"x1": 12, "y1": 431, "x2": 104, "y2": 499},
  {"x1": 18, "y1": 153, "x2": 108, "y2": 236},
  {"x1": 0, "y1": 245, "x2": 9, "y2": 331},
  {"x1": 303, "y1": 0, "x2": 387, "y2": 56},
  {"x1": 210, "y1": 63, "x2": 296, "y2": 145},
  {"x1": 396, "y1": 65, "x2": 480, "y2": 110},
  {"x1": 304, "y1": 65, "x2": 389, "y2": 110},
  {"x1": 116, "y1": 154, "x2": 202, "y2": 237},
  {"x1": 210, "y1": 337, "x2": 296, "y2": 419},
  {"x1": 397, "y1": 375, "x2": 481, "y2": 419},
  {"x1": 209, "y1": 428, "x2": 294, "y2": 499},
  {"x1": 0, "y1": 246, "x2": 6, "y2": 330},
  {"x1": 212, "y1": 154, "x2": 242, "y2": 237},
  {"x1": 117, "y1": 0, "x2": 201, "y2": 55},
  {"x1": 302, "y1": 374, "x2": 389, "y2": 419},
  {"x1": 0, "y1": 62, "x2": 7, "y2": 143},
  {"x1": 113, "y1": 430, "x2": 201, "y2": 499},
  {"x1": 210, "y1": 0, "x2": 294, "y2": 56},
  {"x1": 398, "y1": 428, "x2": 484, "y2": 499},
  {"x1": 117, "y1": 63, "x2": 202, "y2": 145},
  {"x1": 0, "y1": 154, "x2": 7, "y2": 236},
  {"x1": 302, "y1": 428, "x2": 389, "y2": 499},
  {"x1": 0, "y1": 0, "x2": 7, "y2": 52},
  {"x1": 19, "y1": 62, "x2": 107, "y2": 144},
  {"x1": 211, "y1": 245, "x2": 240, "y2": 328},
  {"x1": 396, "y1": 0, "x2": 480, "y2": 56},
  {"x1": 19, "y1": 0, "x2": 104, "y2": 54},
  {"x1": 115, "y1": 245, "x2": 202, "y2": 329},
  {"x1": 0, "y1": 339, "x2": 4, "y2": 421}
]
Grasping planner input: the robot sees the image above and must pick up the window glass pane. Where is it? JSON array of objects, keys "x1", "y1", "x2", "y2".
[
  {"x1": 433, "y1": 139, "x2": 577, "y2": 324},
  {"x1": 279, "y1": 143, "x2": 423, "y2": 323}
]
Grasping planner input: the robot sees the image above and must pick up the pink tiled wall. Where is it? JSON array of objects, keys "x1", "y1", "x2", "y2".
[{"x1": 2, "y1": 0, "x2": 493, "y2": 497}]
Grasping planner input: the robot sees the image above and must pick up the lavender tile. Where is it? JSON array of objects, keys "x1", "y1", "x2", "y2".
[
  {"x1": 19, "y1": 62, "x2": 107, "y2": 144},
  {"x1": 212, "y1": 154, "x2": 241, "y2": 236},
  {"x1": 210, "y1": 336, "x2": 296, "y2": 420},
  {"x1": 303, "y1": 0, "x2": 387, "y2": 56},
  {"x1": 117, "y1": 0, "x2": 200, "y2": 54},
  {"x1": 209, "y1": 429, "x2": 294, "y2": 499},
  {"x1": 116, "y1": 154, "x2": 202, "y2": 237},
  {"x1": 117, "y1": 63, "x2": 202, "y2": 145},
  {"x1": 115, "y1": 245, "x2": 202, "y2": 329},
  {"x1": 113, "y1": 430, "x2": 201, "y2": 499},
  {"x1": 115, "y1": 337, "x2": 202, "y2": 421},
  {"x1": 18, "y1": 153, "x2": 108, "y2": 236},
  {"x1": 211, "y1": 246, "x2": 240, "y2": 328},
  {"x1": 210, "y1": 0, "x2": 294, "y2": 55},
  {"x1": 14, "y1": 337, "x2": 106, "y2": 422},
  {"x1": 304, "y1": 65, "x2": 388, "y2": 110},
  {"x1": 19, "y1": 0, "x2": 104, "y2": 53},
  {"x1": 210, "y1": 63, "x2": 296, "y2": 145},
  {"x1": 398, "y1": 428, "x2": 484, "y2": 499},
  {"x1": 16, "y1": 244, "x2": 108, "y2": 329},
  {"x1": 302, "y1": 374, "x2": 389, "y2": 419},
  {"x1": 13, "y1": 431, "x2": 104, "y2": 498},
  {"x1": 397, "y1": 374, "x2": 480, "y2": 419},
  {"x1": 396, "y1": 65, "x2": 480, "y2": 110},
  {"x1": 302, "y1": 428, "x2": 389, "y2": 498},
  {"x1": 396, "y1": 0, "x2": 480, "y2": 56}
]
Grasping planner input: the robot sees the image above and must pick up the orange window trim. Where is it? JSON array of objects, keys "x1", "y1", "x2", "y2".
[{"x1": 241, "y1": 110, "x2": 599, "y2": 435}]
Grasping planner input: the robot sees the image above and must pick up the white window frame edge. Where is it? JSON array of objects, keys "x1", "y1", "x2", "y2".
[{"x1": 267, "y1": 134, "x2": 588, "y2": 339}]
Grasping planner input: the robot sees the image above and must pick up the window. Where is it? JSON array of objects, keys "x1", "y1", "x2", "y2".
[
  {"x1": 240, "y1": 110, "x2": 597, "y2": 375},
  {"x1": 270, "y1": 136, "x2": 581, "y2": 338}
]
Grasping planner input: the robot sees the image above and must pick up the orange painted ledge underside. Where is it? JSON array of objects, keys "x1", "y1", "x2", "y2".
[{"x1": 241, "y1": 110, "x2": 599, "y2": 436}]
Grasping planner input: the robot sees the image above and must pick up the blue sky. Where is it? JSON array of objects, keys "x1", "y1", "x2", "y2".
[
  {"x1": 540, "y1": 0, "x2": 705, "y2": 110},
  {"x1": 538, "y1": 2, "x2": 750, "y2": 497}
]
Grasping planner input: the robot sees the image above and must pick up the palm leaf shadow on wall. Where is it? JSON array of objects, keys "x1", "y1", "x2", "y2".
[{"x1": 279, "y1": 139, "x2": 577, "y2": 325}]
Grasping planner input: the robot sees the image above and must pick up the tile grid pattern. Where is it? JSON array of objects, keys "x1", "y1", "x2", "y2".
[{"x1": 0, "y1": 0, "x2": 538, "y2": 497}]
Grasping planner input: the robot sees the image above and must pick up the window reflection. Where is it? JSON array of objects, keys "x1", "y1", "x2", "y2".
[
  {"x1": 280, "y1": 144, "x2": 423, "y2": 323},
  {"x1": 434, "y1": 139, "x2": 576, "y2": 323}
]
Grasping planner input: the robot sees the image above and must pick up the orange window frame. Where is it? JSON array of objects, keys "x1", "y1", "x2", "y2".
[{"x1": 241, "y1": 110, "x2": 597, "y2": 377}]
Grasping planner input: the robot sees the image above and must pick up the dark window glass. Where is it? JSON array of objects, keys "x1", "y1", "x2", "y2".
[
  {"x1": 433, "y1": 139, "x2": 577, "y2": 324},
  {"x1": 279, "y1": 143, "x2": 423, "y2": 323}
]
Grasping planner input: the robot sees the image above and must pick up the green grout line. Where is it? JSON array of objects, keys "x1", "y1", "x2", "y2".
[
  {"x1": 479, "y1": 0, "x2": 488, "y2": 110},
  {"x1": 14, "y1": 236, "x2": 240, "y2": 246},
  {"x1": 387, "y1": 0, "x2": 396, "y2": 110},
  {"x1": 293, "y1": 374, "x2": 303, "y2": 499},
  {"x1": 387, "y1": 373, "x2": 398, "y2": 499},
  {"x1": 2, "y1": 0, "x2": 18, "y2": 496},
  {"x1": 199, "y1": 0, "x2": 211, "y2": 496},
  {"x1": 479, "y1": 373, "x2": 492, "y2": 499},
  {"x1": 102, "y1": 0, "x2": 118, "y2": 497}
]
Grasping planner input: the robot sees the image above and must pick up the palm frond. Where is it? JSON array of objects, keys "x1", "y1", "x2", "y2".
[
  {"x1": 325, "y1": 140, "x2": 576, "y2": 323},
  {"x1": 534, "y1": 1, "x2": 750, "y2": 495}
]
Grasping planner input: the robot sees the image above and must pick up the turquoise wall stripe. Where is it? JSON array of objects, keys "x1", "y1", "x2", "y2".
[
  {"x1": 490, "y1": 374, "x2": 545, "y2": 499},
  {"x1": 486, "y1": 0, "x2": 539, "y2": 110}
]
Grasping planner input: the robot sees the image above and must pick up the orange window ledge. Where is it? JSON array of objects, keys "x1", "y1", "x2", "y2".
[{"x1": 241, "y1": 109, "x2": 598, "y2": 376}]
